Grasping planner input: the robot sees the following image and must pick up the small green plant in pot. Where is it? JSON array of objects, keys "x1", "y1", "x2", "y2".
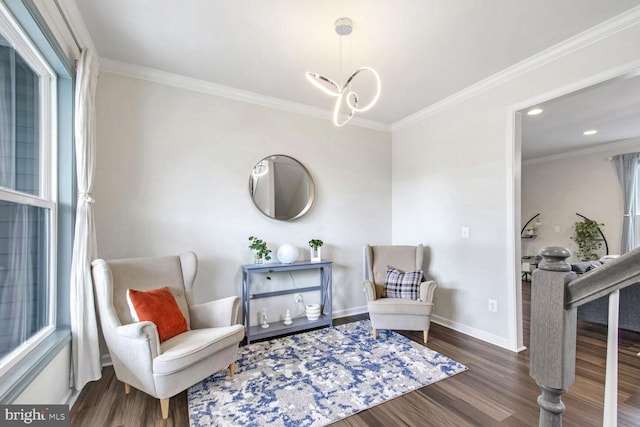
[
  {"x1": 248, "y1": 236, "x2": 272, "y2": 264},
  {"x1": 571, "y1": 218, "x2": 604, "y2": 261},
  {"x1": 309, "y1": 239, "x2": 323, "y2": 262}
]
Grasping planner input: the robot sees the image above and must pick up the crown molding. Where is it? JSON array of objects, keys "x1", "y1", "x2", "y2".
[
  {"x1": 391, "y1": 6, "x2": 640, "y2": 132},
  {"x1": 523, "y1": 137, "x2": 640, "y2": 166},
  {"x1": 100, "y1": 58, "x2": 391, "y2": 133}
]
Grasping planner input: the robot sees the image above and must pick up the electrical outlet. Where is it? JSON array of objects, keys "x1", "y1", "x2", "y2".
[
  {"x1": 295, "y1": 294, "x2": 302, "y2": 304},
  {"x1": 461, "y1": 226, "x2": 470, "y2": 239},
  {"x1": 488, "y1": 299, "x2": 498, "y2": 313}
]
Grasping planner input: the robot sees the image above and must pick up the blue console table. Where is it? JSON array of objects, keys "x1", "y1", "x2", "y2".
[{"x1": 241, "y1": 261, "x2": 332, "y2": 344}]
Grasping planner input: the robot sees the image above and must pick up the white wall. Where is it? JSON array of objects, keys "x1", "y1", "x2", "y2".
[
  {"x1": 93, "y1": 72, "x2": 392, "y2": 326},
  {"x1": 13, "y1": 343, "x2": 71, "y2": 404},
  {"x1": 522, "y1": 139, "x2": 640, "y2": 262},
  {"x1": 391, "y1": 22, "x2": 640, "y2": 350}
]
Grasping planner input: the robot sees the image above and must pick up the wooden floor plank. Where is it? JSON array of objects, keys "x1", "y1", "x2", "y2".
[{"x1": 70, "y1": 283, "x2": 640, "y2": 426}]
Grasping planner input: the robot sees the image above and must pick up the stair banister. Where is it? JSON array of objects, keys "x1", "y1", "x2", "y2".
[{"x1": 530, "y1": 245, "x2": 640, "y2": 426}]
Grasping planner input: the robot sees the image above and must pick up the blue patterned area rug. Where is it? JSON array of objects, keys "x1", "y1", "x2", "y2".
[{"x1": 188, "y1": 320, "x2": 467, "y2": 426}]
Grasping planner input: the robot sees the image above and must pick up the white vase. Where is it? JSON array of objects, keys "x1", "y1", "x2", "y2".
[
  {"x1": 305, "y1": 303, "x2": 321, "y2": 320},
  {"x1": 310, "y1": 246, "x2": 322, "y2": 262}
]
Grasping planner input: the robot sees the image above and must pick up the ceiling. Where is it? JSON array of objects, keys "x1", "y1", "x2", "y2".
[
  {"x1": 74, "y1": 1, "x2": 640, "y2": 153},
  {"x1": 521, "y1": 72, "x2": 640, "y2": 160}
]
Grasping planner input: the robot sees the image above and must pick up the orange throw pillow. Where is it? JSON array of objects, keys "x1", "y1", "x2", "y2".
[{"x1": 127, "y1": 287, "x2": 188, "y2": 343}]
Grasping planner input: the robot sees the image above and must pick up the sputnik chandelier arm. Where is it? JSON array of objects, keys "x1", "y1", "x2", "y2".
[{"x1": 305, "y1": 18, "x2": 381, "y2": 127}]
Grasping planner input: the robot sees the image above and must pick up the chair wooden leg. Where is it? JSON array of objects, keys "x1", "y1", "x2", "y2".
[
  {"x1": 124, "y1": 383, "x2": 130, "y2": 395},
  {"x1": 229, "y1": 361, "x2": 236, "y2": 378},
  {"x1": 372, "y1": 328, "x2": 377, "y2": 340},
  {"x1": 160, "y1": 398, "x2": 169, "y2": 420},
  {"x1": 423, "y1": 330, "x2": 429, "y2": 345}
]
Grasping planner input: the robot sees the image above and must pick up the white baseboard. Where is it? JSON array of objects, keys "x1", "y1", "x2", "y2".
[
  {"x1": 332, "y1": 305, "x2": 368, "y2": 319},
  {"x1": 431, "y1": 314, "x2": 515, "y2": 351},
  {"x1": 65, "y1": 388, "x2": 81, "y2": 409},
  {"x1": 100, "y1": 353, "x2": 112, "y2": 367},
  {"x1": 333, "y1": 308, "x2": 518, "y2": 351}
]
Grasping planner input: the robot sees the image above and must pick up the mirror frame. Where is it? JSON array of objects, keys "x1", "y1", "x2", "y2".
[{"x1": 248, "y1": 154, "x2": 316, "y2": 221}]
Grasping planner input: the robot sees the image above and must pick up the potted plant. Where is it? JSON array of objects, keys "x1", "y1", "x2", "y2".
[
  {"x1": 248, "y1": 236, "x2": 272, "y2": 264},
  {"x1": 309, "y1": 239, "x2": 323, "y2": 262},
  {"x1": 571, "y1": 218, "x2": 604, "y2": 261}
]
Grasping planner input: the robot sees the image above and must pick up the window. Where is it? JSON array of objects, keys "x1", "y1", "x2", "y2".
[{"x1": 0, "y1": 11, "x2": 56, "y2": 376}]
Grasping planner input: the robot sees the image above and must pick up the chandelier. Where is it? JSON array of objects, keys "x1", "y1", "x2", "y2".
[{"x1": 306, "y1": 18, "x2": 381, "y2": 127}]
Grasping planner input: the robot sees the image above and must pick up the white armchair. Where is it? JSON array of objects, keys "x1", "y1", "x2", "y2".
[
  {"x1": 91, "y1": 251, "x2": 245, "y2": 419},
  {"x1": 363, "y1": 244, "x2": 437, "y2": 344}
]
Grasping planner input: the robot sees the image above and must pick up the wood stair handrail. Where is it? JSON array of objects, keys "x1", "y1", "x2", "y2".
[{"x1": 565, "y1": 246, "x2": 640, "y2": 309}]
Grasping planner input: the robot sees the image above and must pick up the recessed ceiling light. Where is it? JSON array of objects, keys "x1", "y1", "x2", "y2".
[
  {"x1": 583, "y1": 129, "x2": 598, "y2": 135},
  {"x1": 527, "y1": 108, "x2": 543, "y2": 116}
]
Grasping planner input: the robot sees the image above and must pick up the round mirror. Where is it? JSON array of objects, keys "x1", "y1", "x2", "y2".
[{"x1": 249, "y1": 155, "x2": 315, "y2": 221}]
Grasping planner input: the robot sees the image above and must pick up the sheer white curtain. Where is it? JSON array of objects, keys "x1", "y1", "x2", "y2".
[
  {"x1": 70, "y1": 48, "x2": 101, "y2": 390},
  {"x1": 0, "y1": 45, "x2": 38, "y2": 358},
  {"x1": 613, "y1": 153, "x2": 640, "y2": 254},
  {"x1": 2, "y1": 205, "x2": 31, "y2": 354}
]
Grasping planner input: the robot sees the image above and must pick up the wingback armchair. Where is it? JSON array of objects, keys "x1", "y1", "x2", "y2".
[
  {"x1": 363, "y1": 244, "x2": 437, "y2": 344},
  {"x1": 91, "y1": 252, "x2": 245, "y2": 419}
]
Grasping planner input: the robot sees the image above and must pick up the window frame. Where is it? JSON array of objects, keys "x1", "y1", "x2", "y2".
[{"x1": 0, "y1": 0, "x2": 58, "y2": 379}]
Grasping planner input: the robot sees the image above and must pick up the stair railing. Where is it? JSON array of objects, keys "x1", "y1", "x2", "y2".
[{"x1": 529, "y1": 246, "x2": 640, "y2": 426}]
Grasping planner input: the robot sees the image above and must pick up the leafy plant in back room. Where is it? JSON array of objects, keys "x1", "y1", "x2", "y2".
[{"x1": 571, "y1": 218, "x2": 604, "y2": 261}]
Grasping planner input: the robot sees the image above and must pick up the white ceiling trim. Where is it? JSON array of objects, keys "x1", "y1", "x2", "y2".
[
  {"x1": 99, "y1": 58, "x2": 392, "y2": 133},
  {"x1": 391, "y1": 5, "x2": 640, "y2": 133},
  {"x1": 523, "y1": 137, "x2": 640, "y2": 166}
]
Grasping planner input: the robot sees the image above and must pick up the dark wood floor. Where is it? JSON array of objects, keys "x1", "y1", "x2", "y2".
[{"x1": 70, "y1": 282, "x2": 640, "y2": 426}]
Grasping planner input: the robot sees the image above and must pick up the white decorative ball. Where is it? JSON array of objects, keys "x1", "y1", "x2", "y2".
[{"x1": 277, "y1": 244, "x2": 298, "y2": 264}]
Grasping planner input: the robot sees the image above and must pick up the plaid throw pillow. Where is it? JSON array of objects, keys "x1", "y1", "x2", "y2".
[{"x1": 383, "y1": 265, "x2": 423, "y2": 300}]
